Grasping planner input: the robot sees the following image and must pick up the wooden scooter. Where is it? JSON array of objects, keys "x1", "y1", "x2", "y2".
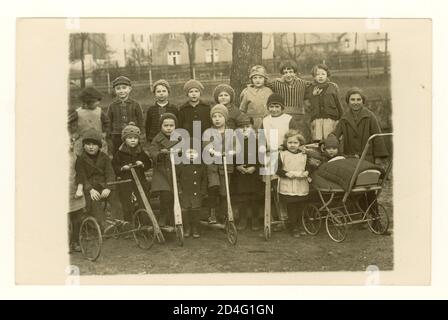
[
  {"x1": 169, "y1": 149, "x2": 184, "y2": 246},
  {"x1": 222, "y1": 152, "x2": 237, "y2": 245}
]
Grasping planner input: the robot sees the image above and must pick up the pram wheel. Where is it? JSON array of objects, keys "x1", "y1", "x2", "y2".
[
  {"x1": 264, "y1": 225, "x2": 271, "y2": 241},
  {"x1": 132, "y1": 209, "x2": 156, "y2": 250},
  {"x1": 175, "y1": 225, "x2": 184, "y2": 247},
  {"x1": 366, "y1": 202, "x2": 390, "y2": 235},
  {"x1": 226, "y1": 221, "x2": 238, "y2": 245},
  {"x1": 79, "y1": 216, "x2": 102, "y2": 261},
  {"x1": 302, "y1": 204, "x2": 322, "y2": 235},
  {"x1": 325, "y1": 209, "x2": 347, "y2": 242}
]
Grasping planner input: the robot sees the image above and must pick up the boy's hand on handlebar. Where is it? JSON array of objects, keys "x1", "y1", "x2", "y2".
[
  {"x1": 121, "y1": 165, "x2": 130, "y2": 171},
  {"x1": 160, "y1": 148, "x2": 170, "y2": 154},
  {"x1": 90, "y1": 189, "x2": 101, "y2": 201},
  {"x1": 135, "y1": 160, "x2": 144, "y2": 167},
  {"x1": 246, "y1": 166, "x2": 256, "y2": 174},
  {"x1": 101, "y1": 188, "x2": 111, "y2": 199}
]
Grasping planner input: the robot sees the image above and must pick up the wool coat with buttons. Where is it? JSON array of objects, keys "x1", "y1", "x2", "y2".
[
  {"x1": 148, "y1": 131, "x2": 181, "y2": 193},
  {"x1": 75, "y1": 151, "x2": 116, "y2": 192},
  {"x1": 145, "y1": 102, "x2": 179, "y2": 142},
  {"x1": 177, "y1": 163, "x2": 208, "y2": 209},
  {"x1": 177, "y1": 100, "x2": 212, "y2": 136},
  {"x1": 331, "y1": 107, "x2": 388, "y2": 162},
  {"x1": 106, "y1": 98, "x2": 144, "y2": 135}
]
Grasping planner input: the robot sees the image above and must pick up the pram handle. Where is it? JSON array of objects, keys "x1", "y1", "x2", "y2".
[{"x1": 343, "y1": 133, "x2": 393, "y2": 203}]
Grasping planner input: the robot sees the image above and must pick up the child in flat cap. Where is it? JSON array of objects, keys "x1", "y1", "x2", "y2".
[
  {"x1": 68, "y1": 87, "x2": 110, "y2": 156},
  {"x1": 213, "y1": 83, "x2": 241, "y2": 129},
  {"x1": 148, "y1": 113, "x2": 181, "y2": 227},
  {"x1": 75, "y1": 128, "x2": 116, "y2": 230},
  {"x1": 239, "y1": 65, "x2": 273, "y2": 130},
  {"x1": 145, "y1": 79, "x2": 179, "y2": 143},
  {"x1": 107, "y1": 76, "x2": 144, "y2": 155},
  {"x1": 112, "y1": 122, "x2": 152, "y2": 223},
  {"x1": 178, "y1": 79, "x2": 212, "y2": 137}
]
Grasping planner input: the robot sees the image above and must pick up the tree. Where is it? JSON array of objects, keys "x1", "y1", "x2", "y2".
[
  {"x1": 69, "y1": 33, "x2": 108, "y2": 88},
  {"x1": 230, "y1": 33, "x2": 263, "y2": 106},
  {"x1": 183, "y1": 33, "x2": 199, "y2": 79}
]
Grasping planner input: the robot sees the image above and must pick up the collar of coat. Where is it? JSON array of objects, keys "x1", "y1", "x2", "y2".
[
  {"x1": 79, "y1": 151, "x2": 108, "y2": 173},
  {"x1": 180, "y1": 100, "x2": 207, "y2": 109},
  {"x1": 340, "y1": 107, "x2": 372, "y2": 131},
  {"x1": 118, "y1": 142, "x2": 143, "y2": 155},
  {"x1": 153, "y1": 132, "x2": 182, "y2": 150},
  {"x1": 113, "y1": 97, "x2": 134, "y2": 105}
]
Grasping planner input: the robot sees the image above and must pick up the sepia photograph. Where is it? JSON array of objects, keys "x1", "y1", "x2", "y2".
[{"x1": 15, "y1": 18, "x2": 431, "y2": 285}]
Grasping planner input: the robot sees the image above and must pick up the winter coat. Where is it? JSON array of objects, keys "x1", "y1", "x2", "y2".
[
  {"x1": 148, "y1": 131, "x2": 181, "y2": 193},
  {"x1": 231, "y1": 134, "x2": 264, "y2": 200},
  {"x1": 177, "y1": 100, "x2": 212, "y2": 136},
  {"x1": 145, "y1": 102, "x2": 178, "y2": 142},
  {"x1": 239, "y1": 85, "x2": 272, "y2": 119},
  {"x1": 75, "y1": 151, "x2": 116, "y2": 192},
  {"x1": 177, "y1": 163, "x2": 208, "y2": 209},
  {"x1": 111, "y1": 142, "x2": 152, "y2": 189},
  {"x1": 106, "y1": 98, "x2": 144, "y2": 135},
  {"x1": 332, "y1": 107, "x2": 389, "y2": 162},
  {"x1": 305, "y1": 81, "x2": 343, "y2": 122}
]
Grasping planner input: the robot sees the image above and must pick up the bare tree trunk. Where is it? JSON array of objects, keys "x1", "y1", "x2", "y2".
[
  {"x1": 184, "y1": 33, "x2": 197, "y2": 79},
  {"x1": 80, "y1": 34, "x2": 86, "y2": 88},
  {"x1": 230, "y1": 32, "x2": 263, "y2": 106}
]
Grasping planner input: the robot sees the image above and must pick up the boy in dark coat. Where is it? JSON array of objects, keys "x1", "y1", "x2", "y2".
[
  {"x1": 148, "y1": 113, "x2": 181, "y2": 226},
  {"x1": 75, "y1": 128, "x2": 116, "y2": 229},
  {"x1": 177, "y1": 79, "x2": 212, "y2": 136},
  {"x1": 112, "y1": 122, "x2": 152, "y2": 223},
  {"x1": 177, "y1": 139, "x2": 208, "y2": 238},
  {"x1": 145, "y1": 79, "x2": 178, "y2": 143},
  {"x1": 232, "y1": 113, "x2": 264, "y2": 231},
  {"x1": 107, "y1": 76, "x2": 144, "y2": 155}
]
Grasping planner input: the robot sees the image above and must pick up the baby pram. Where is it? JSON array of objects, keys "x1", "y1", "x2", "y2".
[{"x1": 301, "y1": 133, "x2": 392, "y2": 242}]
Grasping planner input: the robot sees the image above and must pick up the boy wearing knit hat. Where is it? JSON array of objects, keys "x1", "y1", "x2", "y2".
[
  {"x1": 239, "y1": 65, "x2": 273, "y2": 130},
  {"x1": 148, "y1": 112, "x2": 182, "y2": 227},
  {"x1": 205, "y1": 104, "x2": 235, "y2": 224},
  {"x1": 178, "y1": 79, "x2": 212, "y2": 137},
  {"x1": 68, "y1": 87, "x2": 110, "y2": 156},
  {"x1": 213, "y1": 83, "x2": 241, "y2": 129},
  {"x1": 145, "y1": 79, "x2": 179, "y2": 143},
  {"x1": 75, "y1": 128, "x2": 116, "y2": 230},
  {"x1": 107, "y1": 76, "x2": 144, "y2": 155},
  {"x1": 111, "y1": 122, "x2": 152, "y2": 223}
]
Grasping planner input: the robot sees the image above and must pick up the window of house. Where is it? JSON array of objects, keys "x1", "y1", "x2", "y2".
[
  {"x1": 168, "y1": 51, "x2": 181, "y2": 65},
  {"x1": 205, "y1": 49, "x2": 219, "y2": 63},
  {"x1": 169, "y1": 33, "x2": 176, "y2": 40}
]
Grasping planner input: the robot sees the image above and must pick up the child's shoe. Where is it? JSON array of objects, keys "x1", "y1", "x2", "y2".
[
  {"x1": 237, "y1": 217, "x2": 247, "y2": 231},
  {"x1": 208, "y1": 209, "x2": 217, "y2": 224},
  {"x1": 70, "y1": 242, "x2": 81, "y2": 253},
  {"x1": 184, "y1": 226, "x2": 191, "y2": 238}
]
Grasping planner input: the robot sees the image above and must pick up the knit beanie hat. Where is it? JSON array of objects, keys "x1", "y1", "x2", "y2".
[
  {"x1": 236, "y1": 113, "x2": 253, "y2": 127},
  {"x1": 152, "y1": 79, "x2": 170, "y2": 93},
  {"x1": 78, "y1": 87, "x2": 103, "y2": 103},
  {"x1": 210, "y1": 104, "x2": 229, "y2": 121},
  {"x1": 249, "y1": 65, "x2": 268, "y2": 79},
  {"x1": 345, "y1": 87, "x2": 366, "y2": 104},
  {"x1": 121, "y1": 122, "x2": 141, "y2": 141},
  {"x1": 112, "y1": 76, "x2": 132, "y2": 88},
  {"x1": 159, "y1": 112, "x2": 178, "y2": 128},
  {"x1": 322, "y1": 134, "x2": 340, "y2": 149},
  {"x1": 82, "y1": 128, "x2": 102, "y2": 147},
  {"x1": 183, "y1": 79, "x2": 204, "y2": 95},
  {"x1": 213, "y1": 84, "x2": 235, "y2": 104},
  {"x1": 266, "y1": 93, "x2": 285, "y2": 109}
]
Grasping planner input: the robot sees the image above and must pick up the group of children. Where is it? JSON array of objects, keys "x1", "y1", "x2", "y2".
[{"x1": 69, "y1": 60, "x2": 388, "y2": 251}]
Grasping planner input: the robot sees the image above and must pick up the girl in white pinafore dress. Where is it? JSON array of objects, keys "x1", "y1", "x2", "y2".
[{"x1": 276, "y1": 130, "x2": 311, "y2": 238}]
